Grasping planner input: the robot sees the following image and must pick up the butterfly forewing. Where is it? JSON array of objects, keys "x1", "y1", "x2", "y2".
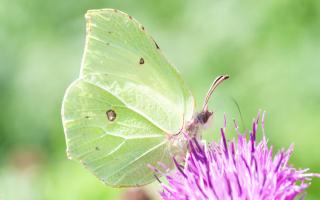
[
  {"x1": 82, "y1": 9, "x2": 194, "y2": 132},
  {"x1": 62, "y1": 9, "x2": 194, "y2": 187}
]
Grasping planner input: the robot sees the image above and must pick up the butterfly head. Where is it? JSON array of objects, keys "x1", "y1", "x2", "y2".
[
  {"x1": 195, "y1": 110, "x2": 213, "y2": 125},
  {"x1": 197, "y1": 74, "x2": 229, "y2": 125},
  {"x1": 186, "y1": 75, "x2": 229, "y2": 137}
]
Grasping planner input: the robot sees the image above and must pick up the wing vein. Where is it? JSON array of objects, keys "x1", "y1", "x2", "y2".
[
  {"x1": 106, "y1": 140, "x2": 167, "y2": 180},
  {"x1": 84, "y1": 80, "x2": 171, "y2": 134}
]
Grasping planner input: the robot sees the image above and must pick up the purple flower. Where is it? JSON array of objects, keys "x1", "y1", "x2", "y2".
[{"x1": 159, "y1": 113, "x2": 319, "y2": 200}]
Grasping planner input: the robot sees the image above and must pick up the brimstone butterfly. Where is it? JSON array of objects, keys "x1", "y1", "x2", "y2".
[{"x1": 61, "y1": 8, "x2": 228, "y2": 187}]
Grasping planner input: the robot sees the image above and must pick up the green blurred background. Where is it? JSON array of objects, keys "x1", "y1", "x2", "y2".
[{"x1": 1, "y1": 0, "x2": 319, "y2": 199}]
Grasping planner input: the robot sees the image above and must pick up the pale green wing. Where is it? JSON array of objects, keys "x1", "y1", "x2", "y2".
[
  {"x1": 62, "y1": 80, "x2": 173, "y2": 186},
  {"x1": 61, "y1": 9, "x2": 194, "y2": 187},
  {"x1": 81, "y1": 9, "x2": 194, "y2": 132}
]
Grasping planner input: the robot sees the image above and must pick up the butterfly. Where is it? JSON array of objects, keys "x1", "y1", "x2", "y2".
[{"x1": 61, "y1": 8, "x2": 228, "y2": 187}]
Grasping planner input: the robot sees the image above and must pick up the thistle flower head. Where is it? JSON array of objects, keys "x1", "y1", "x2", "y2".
[{"x1": 160, "y1": 113, "x2": 319, "y2": 200}]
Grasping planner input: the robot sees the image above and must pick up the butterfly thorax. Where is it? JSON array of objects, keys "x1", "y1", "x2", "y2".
[{"x1": 166, "y1": 110, "x2": 213, "y2": 164}]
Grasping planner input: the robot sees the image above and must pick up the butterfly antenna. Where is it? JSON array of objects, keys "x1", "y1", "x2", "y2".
[
  {"x1": 202, "y1": 75, "x2": 229, "y2": 112},
  {"x1": 231, "y1": 97, "x2": 246, "y2": 131}
]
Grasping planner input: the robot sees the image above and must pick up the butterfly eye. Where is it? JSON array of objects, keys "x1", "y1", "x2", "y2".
[{"x1": 106, "y1": 109, "x2": 116, "y2": 121}]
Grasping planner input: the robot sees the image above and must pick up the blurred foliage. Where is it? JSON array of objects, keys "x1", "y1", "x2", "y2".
[{"x1": 0, "y1": 0, "x2": 319, "y2": 199}]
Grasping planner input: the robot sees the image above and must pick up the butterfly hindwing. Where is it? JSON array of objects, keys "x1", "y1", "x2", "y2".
[{"x1": 63, "y1": 79, "x2": 172, "y2": 186}]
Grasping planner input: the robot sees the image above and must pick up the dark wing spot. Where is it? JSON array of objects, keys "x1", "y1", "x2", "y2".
[
  {"x1": 95, "y1": 146, "x2": 100, "y2": 151},
  {"x1": 106, "y1": 109, "x2": 116, "y2": 121},
  {"x1": 129, "y1": 15, "x2": 132, "y2": 20},
  {"x1": 141, "y1": 26, "x2": 145, "y2": 31},
  {"x1": 139, "y1": 57, "x2": 145, "y2": 65},
  {"x1": 154, "y1": 41, "x2": 160, "y2": 49},
  {"x1": 152, "y1": 38, "x2": 160, "y2": 49},
  {"x1": 85, "y1": 116, "x2": 90, "y2": 119},
  {"x1": 113, "y1": 9, "x2": 118, "y2": 12}
]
